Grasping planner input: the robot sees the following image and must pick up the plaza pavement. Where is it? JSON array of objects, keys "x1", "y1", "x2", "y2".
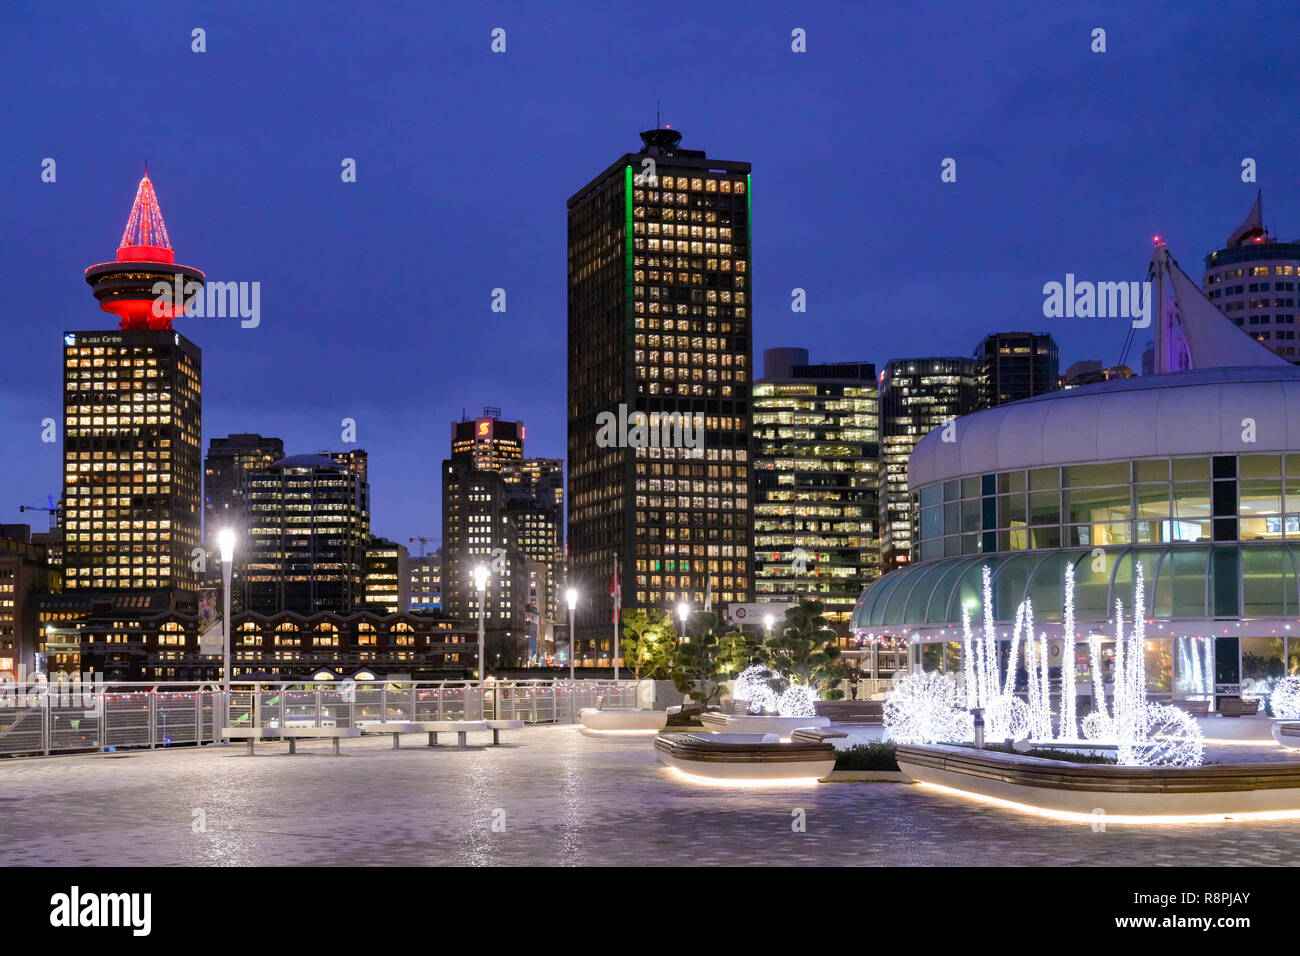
[{"x1": 1, "y1": 724, "x2": 1298, "y2": 866}]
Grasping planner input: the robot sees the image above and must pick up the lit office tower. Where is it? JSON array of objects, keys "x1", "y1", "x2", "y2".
[
  {"x1": 66, "y1": 174, "x2": 204, "y2": 602},
  {"x1": 878, "y1": 358, "x2": 977, "y2": 571},
  {"x1": 204, "y1": 433, "x2": 284, "y2": 593},
  {"x1": 972, "y1": 332, "x2": 1059, "y2": 409},
  {"x1": 568, "y1": 128, "x2": 753, "y2": 662},
  {"x1": 441, "y1": 458, "x2": 528, "y2": 668},
  {"x1": 1203, "y1": 193, "x2": 1300, "y2": 362},
  {"x1": 407, "y1": 550, "x2": 442, "y2": 612},
  {"x1": 451, "y1": 409, "x2": 524, "y2": 478},
  {"x1": 364, "y1": 537, "x2": 409, "y2": 613},
  {"x1": 507, "y1": 458, "x2": 564, "y2": 617},
  {"x1": 752, "y1": 349, "x2": 880, "y2": 631},
  {"x1": 241, "y1": 454, "x2": 371, "y2": 614}
]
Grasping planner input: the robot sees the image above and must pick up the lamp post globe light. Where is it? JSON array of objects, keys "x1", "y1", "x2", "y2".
[
  {"x1": 677, "y1": 602, "x2": 690, "y2": 639},
  {"x1": 217, "y1": 529, "x2": 236, "y2": 725},
  {"x1": 565, "y1": 587, "x2": 579, "y2": 683},
  {"x1": 473, "y1": 565, "x2": 489, "y2": 685}
]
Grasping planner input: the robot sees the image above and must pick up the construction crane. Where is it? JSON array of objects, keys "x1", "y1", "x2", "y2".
[
  {"x1": 408, "y1": 536, "x2": 440, "y2": 557},
  {"x1": 19, "y1": 495, "x2": 62, "y2": 530}
]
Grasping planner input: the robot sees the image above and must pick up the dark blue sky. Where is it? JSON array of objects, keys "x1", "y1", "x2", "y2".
[{"x1": 3, "y1": 1, "x2": 1297, "y2": 544}]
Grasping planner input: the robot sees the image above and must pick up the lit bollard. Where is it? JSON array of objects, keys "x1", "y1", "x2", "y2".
[{"x1": 972, "y1": 708, "x2": 985, "y2": 749}]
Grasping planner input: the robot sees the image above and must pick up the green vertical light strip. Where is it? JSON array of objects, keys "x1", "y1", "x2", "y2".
[
  {"x1": 624, "y1": 165, "x2": 634, "y2": 330},
  {"x1": 746, "y1": 173, "x2": 752, "y2": 263}
]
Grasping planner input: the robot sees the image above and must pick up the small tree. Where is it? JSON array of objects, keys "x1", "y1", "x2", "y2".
[
  {"x1": 670, "y1": 628, "x2": 727, "y2": 708},
  {"x1": 715, "y1": 628, "x2": 761, "y2": 681},
  {"x1": 759, "y1": 599, "x2": 846, "y2": 700},
  {"x1": 620, "y1": 608, "x2": 677, "y2": 680}
]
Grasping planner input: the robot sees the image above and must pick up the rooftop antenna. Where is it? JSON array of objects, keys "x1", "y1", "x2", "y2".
[{"x1": 656, "y1": 100, "x2": 660, "y2": 128}]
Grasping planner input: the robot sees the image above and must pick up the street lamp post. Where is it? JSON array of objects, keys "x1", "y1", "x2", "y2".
[
  {"x1": 677, "y1": 602, "x2": 690, "y2": 640},
  {"x1": 763, "y1": 613, "x2": 774, "y2": 647},
  {"x1": 566, "y1": 587, "x2": 578, "y2": 721},
  {"x1": 473, "y1": 564, "x2": 489, "y2": 682},
  {"x1": 217, "y1": 529, "x2": 235, "y2": 728}
]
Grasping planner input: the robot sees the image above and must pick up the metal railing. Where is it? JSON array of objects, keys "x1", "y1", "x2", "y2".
[{"x1": 0, "y1": 679, "x2": 640, "y2": 758}]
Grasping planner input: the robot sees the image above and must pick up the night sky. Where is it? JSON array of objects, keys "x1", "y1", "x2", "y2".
[{"x1": 2, "y1": 1, "x2": 1297, "y2": 544}]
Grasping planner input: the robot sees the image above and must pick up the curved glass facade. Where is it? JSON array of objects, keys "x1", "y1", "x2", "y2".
[
  {"x1": 852, "y1": 542, "x2": 1300, "y2": 630},
  {"x1": 913, "y1": 453, "x2": 1300, "y2": 562}
]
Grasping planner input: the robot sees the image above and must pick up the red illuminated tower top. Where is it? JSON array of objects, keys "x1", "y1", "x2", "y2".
[
  {"x1": 85, "y1": 171, "x2": 204, "y2": 330},
  {"x1": 117, "y1": 173, "x2": 175, "y2": 263}
]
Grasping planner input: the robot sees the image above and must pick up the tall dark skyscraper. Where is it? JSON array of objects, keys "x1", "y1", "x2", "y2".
[
  {"x1": 65, "y1": 175, "x2": 203, "y2": 602},
  {"x1": 567, "y1": 129, "x2": 753, "y2": 664},
  {"x1": 241, "y1": 454, "x2": 370, "y2": 614},
  {"x1": 972, "y1": 331, "x2": 1059, "y2": 408},
  {"x1": 204, "y1": 433, "x2": 284, "y2": 597},
  {"x1": 878, "y1": 357, "x2": 977, "y2": 570}
]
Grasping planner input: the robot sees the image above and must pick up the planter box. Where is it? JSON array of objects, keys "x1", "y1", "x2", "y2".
[
  {"x1": 896, "y1": 743, "x2": 1300, "y2": 818},
  {"x1": 820, "y1": 769, "x2": 909, "y2": 783}
]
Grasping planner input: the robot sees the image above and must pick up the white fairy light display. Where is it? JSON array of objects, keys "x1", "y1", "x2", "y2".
[
  {"x1": 985, "y1": 694, "x2": 1030, "y2": 741},
  {"x1": 1119, "y1": 703, "x2": 1204, "y2": 768},
  {"x1": 1271, "y1": 676, "x2": 1300, "y2": 720},
  {"x1": 1060, "y1": 563, "x2": 1079, "y2": 739},
  {"x1": 731, "y1": 665, "x2": 778, "y2": 715},
  {"x1": 883, "y1": 671, "x2": 971, "y2": 745},
  {"x1": 777, "y1": 683, "x2": 818, "y2": 718}
]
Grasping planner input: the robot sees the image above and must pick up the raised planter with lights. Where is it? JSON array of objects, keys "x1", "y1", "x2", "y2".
[
  {"x1": 655, "y1": 732, "x2": 836, "y2": 784},
  {"x1": 578, "y1": 707, "x2": 667, "y2": 734}
]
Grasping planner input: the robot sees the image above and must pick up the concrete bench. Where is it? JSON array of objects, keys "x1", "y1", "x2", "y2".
[
  {"x1": 280, "y1": 726, "x2": 361, "y2": 755},
  {"x1": 223, "y1": 726, "x2": 281, "y2": 756},
  {"x1": 791, "y1": 727, "x2": 849, "y2": 744},
  {"x1": 486, "y1": 719, "x2": 524, "y2": 745},
  {"x1": 415, "y1": 720, "x2": 489, "y2": 748},
  {"x1": 1273, "y1": 722, "x2": 1300, "y2": 749},
  {"x1": 357, "y1": 721, "x2": 423, "y2": 749},
  {"x1": 1219, "y1": 697, "x2": 1260, "y2": 717}
]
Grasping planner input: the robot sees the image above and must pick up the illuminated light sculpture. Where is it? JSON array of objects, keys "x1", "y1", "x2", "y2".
[
  {"x1": 731, "y1": 665, "x2": 778, "y2": 715},
  {"x1": 1271, "y1": 676, "x2": 1300, "y2": 720},
  {"x1": 1060, "y1": 563, "x2": 1079, "y2": 740},
  {"x1": 1080, "y1": 710, "x2": 1112, "y2": 741},
  {"x1": 985, "y1": 693, "x2": 1030, "y2": 742},
  {"x1": 1119, "y1": 703, "x2": 1204, "y2": 768},
  {"x1": 884, "y1": 672, "x2": 970, "y2": 745},
  {"x1": 777, "y1": 684, "x2": 818, "y2": 718},
  {"x1": 1002, "y1": 602, "x2": 1027, "y2": 700}
]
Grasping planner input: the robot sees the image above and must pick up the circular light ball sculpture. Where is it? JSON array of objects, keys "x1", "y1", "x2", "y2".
[
  {"x1": 1119, "y1": 703, "x2": 1204, "y2": 768},
  {"x1": 985, "y1": 694, "x2": 1031, "y2": 742},
  {"x1": 777, "y1": 683, "x2": 818, "y2": 718},
  {"x1": 883, "y1": 672, "x2": 968, "y2": 745},
  {"x1": 1081, "y1": 711, "x2": 1113, "y2": 741},
  {"x1": 732, "y1": 665, "x2": 779, "y2": 715},
  {"x1": 1270, "y1": 676, "x2": 1300, "y2": 720}
]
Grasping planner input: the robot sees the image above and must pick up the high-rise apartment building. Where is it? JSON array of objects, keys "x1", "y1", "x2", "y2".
[
  {"x1": 972, "y1": 332, "x2": 1059, "y2": 408},
  {"x1": 752, "y1": 349, "x2": 880, "y2": 632},
  {"x1": 66, "y1": 174, "x2": 203, "y2": 603},
  {"x1": 0, "y1": 525, "x2": 59, "y2": 681},
  {"x1": 1204, "y1": 193, "x2": 1300, "y2": 362},
  {"x1": 878, "y1": 358, "x2": 978, "y2": 570},
  {"x1": 241, "y1": 454, "x2": 371, "y2": 614},
  {"x1": 567, "y1": 128, "x2": 753, "y2": 663}
]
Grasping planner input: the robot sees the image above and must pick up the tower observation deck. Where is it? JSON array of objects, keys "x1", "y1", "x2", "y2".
[{"x1": 84, "y1": 173, "x2": 205, "y2": 330}]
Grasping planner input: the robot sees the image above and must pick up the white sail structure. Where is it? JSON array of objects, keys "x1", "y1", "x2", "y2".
[{"x1": 1150, "y1": 241, "x2": 1291, "y2": 373}]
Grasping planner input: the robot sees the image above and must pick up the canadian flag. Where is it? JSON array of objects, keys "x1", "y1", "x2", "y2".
[{"x1": 610, "y1": 554, "x2": 621, "y2": 624}]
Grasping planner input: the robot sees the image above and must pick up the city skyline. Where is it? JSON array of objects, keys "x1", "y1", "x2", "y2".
[{"x1": 4, "y1": 3, "x2": 1297, "y2": 545}]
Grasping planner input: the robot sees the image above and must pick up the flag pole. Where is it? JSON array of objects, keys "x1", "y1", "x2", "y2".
[{"x1": 612, "y1": 551, "x2": 620, "y2": 681}]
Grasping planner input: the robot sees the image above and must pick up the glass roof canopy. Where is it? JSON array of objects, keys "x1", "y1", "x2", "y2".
[{"x1": 850, "y1": 542, "x2": 1300, "y2": 632}]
